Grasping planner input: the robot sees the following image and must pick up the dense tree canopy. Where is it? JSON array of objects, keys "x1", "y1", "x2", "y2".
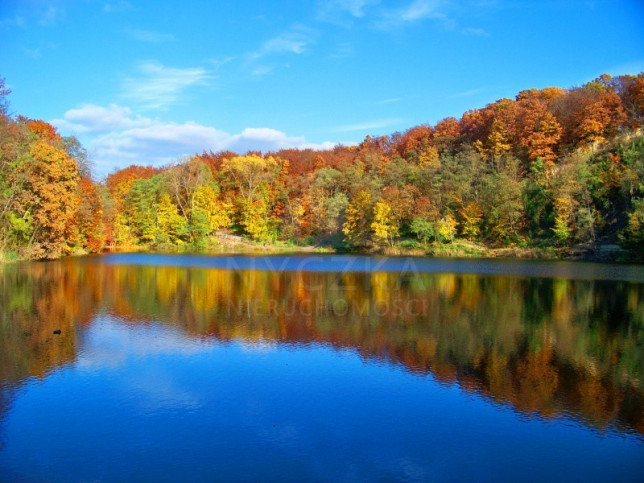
[{"x1": 1, "y1": 73, "x2": 644, "y2": 260}]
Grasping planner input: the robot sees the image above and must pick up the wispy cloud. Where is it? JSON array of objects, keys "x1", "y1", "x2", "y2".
[
  {"x1": 38, "y1": 5, "x2": 65, "y2": 26},
  {"x1": 330, "y1": 42, "x2": 354, "y2": 59},
  {"x1": 452, "y1": 87, "x2": 485, "y2": 98},
  {"x1": 400, "y1": 0, "x2": 442, "y2": 21},
  {"x1": 376, "y1": 97, "x2": 403, "y2": 105},
  {"x1": 250, "y1": 26, "x2": 316, "y2": 60},
  {"x1": 127, "y1": 28, "x2": 174, "y2": 42},
  {"x1": 244, "y1": 26, "x2": 316, "y2": 76},
  {"x1": 103, "y1": 1, "x2": 132, "y2": 13},
  {"x1": 461, "y1": 27, "x2": 489, "y2": 36},
  {"x1": 0, "y1": 15, "x2": 25, "y2": 28},
  {"x1": 22, "y1": 47, "x2": 41, "y2": 59},
  {"x1": 208, "y1": 56, "x2": 236, "y2": 69},
  {"x1": 330, "y1": 117, "x2": 404, "y2": 133},
  {"x1": 3, "y1": 3, "x2": 66, "y2": 27},
  {"x1": 376, "y1": 0, "x2": 453, "y2": 30},
  {"x1": 121, "y1": 62, "x2": 212, "y2": 109},
  {"x1": 251, "y1": 65, "x2": 273, "y2": 77},
  {"x1": 317, "y1": 0, "x2": 378, "y2": 25},
  {"x1": 468, "y1": 0, "x2": 499, "y2": 7}
]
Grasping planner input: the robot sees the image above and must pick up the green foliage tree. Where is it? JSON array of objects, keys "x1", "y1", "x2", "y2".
[
  {"x1": 124, "y1": 176, "x2": 164, "y2": 243},
  {"x1": 483, "y1": 161, "x2": 526, "y2": 243},
  {"x1": 623, "y1": 198, "x2": 644, "y2": 247},
  {"x1": 410, "y1": 218, "x2": 436, "y2": 243}
]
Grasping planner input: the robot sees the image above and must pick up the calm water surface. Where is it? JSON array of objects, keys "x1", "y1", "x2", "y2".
[{"x1": 1, "y1": 254, "x2": 643, "y2": 481}]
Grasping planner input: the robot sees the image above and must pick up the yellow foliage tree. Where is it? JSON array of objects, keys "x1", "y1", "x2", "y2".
[
  {"x1": 156, "y1": 193, "x2": 188, "y2": 245},
  {"x1": 371, "y1": 201, "x2": 399, "y2": 246},
  {"x1": 24, "y1": 140, "x2": 79, "y2": 258},
  {"x1": 240, "y1": 199, "x2": 271, "y2": 242},
  {"x1": 459, "y1": 201, "x2": 483, "y2": 239},
  {"x1": 192, "y1": 184, "x2": 231, "y2": 234},
  {"x1": 343, "y1": 190, "x2": 373, "y2": 246},
  {"x1": 552, "y1": 195, "x2": 574, "y2": 242},
  {"x1": 221, "y1": 154, "x2": 280, "y2": 203},
  {"x1": 418, "y1": 146, "x2": 440, "y2": 168},
  {"x1": 437, "y1": 214, "x2": 457, "y2": 242}
]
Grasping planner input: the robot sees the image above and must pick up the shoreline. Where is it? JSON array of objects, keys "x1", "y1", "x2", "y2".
[{"x1": 2, "y1": 240, "x2": 640, "y2": 265}]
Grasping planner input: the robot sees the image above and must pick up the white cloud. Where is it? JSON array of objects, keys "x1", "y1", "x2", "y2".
[
  {"x1": 330, "y1": 42, "x2": 354, "y2": 59},
  {"x1": 208, "y1": 56, "x2": 236, "y2": 69},
  {"x1": 452, "y1": 87, "x2": 485, "y2": 98},
  {"x1": 461, "y1": 27, "x2": 489, "y2": 36},
  {"x1": 376, "y1": 97, "x2": 403, "y2": 105},
  {"x1": 263, "y1": 34, "x2": 309, "y2": 55},
  {"x1": 243, "y1": 27, "x2": 316, "y2": 76},
  {"x1": 400, "y1": 0, "x2": 441, "y2": 21},
  {"x1": 0, "y1": 4, "x2": 64, "y2": 28},
  {"x1": 52, "y1": 104, "x2": 338, "y2": 176},
  {"x1": 0, "y1": 15, "x2": 25, "y2": 28},
  {"x1": 38, "y1": 5, "x2": 65, "y2": 25},
  {"x1": 330, "y1": 117, "x2": 404, "y2": 133},
  {"x1": 249, "y1": 26, "x2": 316, "y2": 60},
  {"x1": 317, "y1": 0, "x2": 378, "y2": 24},
  {"x1": 127, "y1": 28, "x2": 175, "y2": 42},
  {"x1": 22, "y1": 47, "x2": 41, "y2": 59},
  {"x1": 52, "y1": 103, "x2": 151, "y2": 133},
  {"x1": 103, "y1": 1, "x2": 132, "y2": 13},
  {"x1": 122, "y1": 61, "x2": 212, "y2": 109},
  {"x1": 376, "y1": 0, "x2": 453, "y2": 29},
  {"x1": 228, "y1": 128, "x2": 335, "y2": 153},
  {"x1": 89, "y1": 121, "x2": 230, "y2": 167},
  {"x1": 251, "y1": 65, "x2": 273, "y2": 77}
]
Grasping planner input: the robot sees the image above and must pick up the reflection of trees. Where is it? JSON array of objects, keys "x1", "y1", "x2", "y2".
[
  {"x1": 0, "y1": 262, "x2": 85, "y2": 385},
  {"x1": 1, "y1": 259, "x2": 643, "y2": 435}
]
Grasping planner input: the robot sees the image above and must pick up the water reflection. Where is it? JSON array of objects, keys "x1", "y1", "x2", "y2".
[{"x1": 1, "y1": 255, "x2": 643, "y2": 437}]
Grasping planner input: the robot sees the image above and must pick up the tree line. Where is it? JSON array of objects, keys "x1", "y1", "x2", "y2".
[{"x1": 1, "y1": 73, "x2": 643, "y2": 259}]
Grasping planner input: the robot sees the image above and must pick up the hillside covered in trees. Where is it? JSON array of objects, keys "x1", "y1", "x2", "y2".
[{"x1": 1, "y1": 73, "x2": 644, "y2": 261}]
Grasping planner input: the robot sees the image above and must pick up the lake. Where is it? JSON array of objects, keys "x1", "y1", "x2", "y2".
[{"x1": 1, "y1": 254, "x2": 643, "y2": 481}]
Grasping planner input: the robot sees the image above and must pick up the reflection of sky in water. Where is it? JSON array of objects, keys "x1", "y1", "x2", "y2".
[
  {"x1": 77, "y1": 317, "x2": 280, "y2": 411},
  {"x1": 1, "y1": 255, "x2": 644, "y2": 480},
  {"x1": 1, "y1": 314, "x2": 643, "y2": 481},
  {"x1": 77, "y1": 316, "x2": 216, "y2": 370}
]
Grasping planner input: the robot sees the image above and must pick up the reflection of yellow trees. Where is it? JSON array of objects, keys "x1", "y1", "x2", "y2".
[
  {"x1": 1, "y1": 259, "x2": 643, "y2": 435},
  {"x1": 0, "y1": 262, "x2": 85, "y2": 384},
  {"x1": 577, "y1": 373, "x2": 620, "y2": 428},
  {"x1": 516, "y1": 341, "x2": 559, "y2": 416}
]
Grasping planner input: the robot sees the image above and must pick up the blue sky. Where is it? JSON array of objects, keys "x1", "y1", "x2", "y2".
[{"x1": 1, "y1": 0, "x2": 643, "y2": 177}]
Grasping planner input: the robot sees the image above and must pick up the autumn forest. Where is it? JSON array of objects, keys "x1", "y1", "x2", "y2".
[{"x1": 1, "y1": 73, "x2": 644, "y2": 261}]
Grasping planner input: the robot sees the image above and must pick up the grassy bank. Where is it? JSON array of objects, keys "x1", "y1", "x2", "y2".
[
  {"x1": 0, "y1": 251, "x2": 20, "y2": 264},
  {"x1": 3, "y1": 237, "x2": 640, "y2": 263},
  {"x1": 368, "y1": 240, "x2": 556, "y2": 259},
  {"x1": 366, "y1": 240, "x2": 642, "y2": 262}
]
